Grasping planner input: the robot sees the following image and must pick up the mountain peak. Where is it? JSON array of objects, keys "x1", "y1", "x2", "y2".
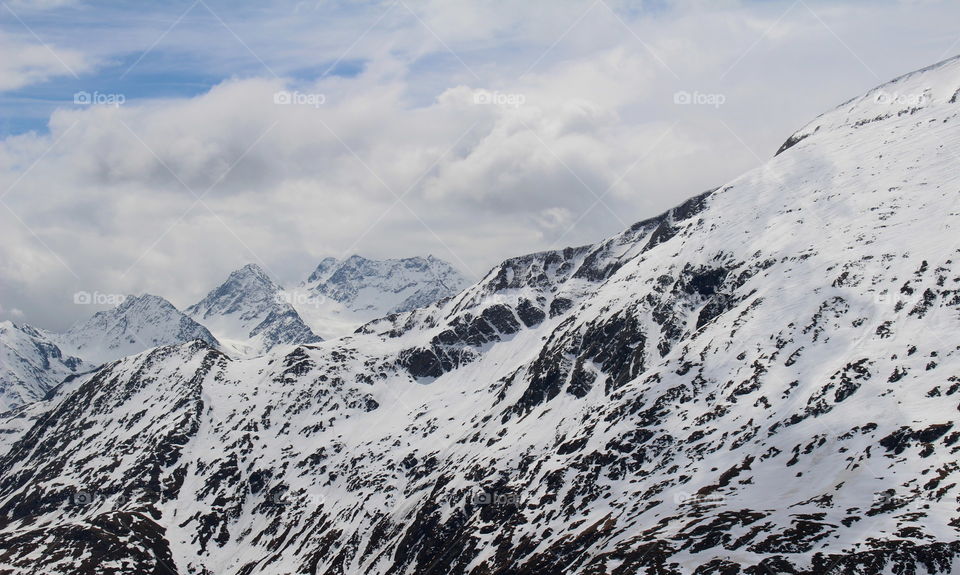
[
  {"x1": 305, "y1": 257, "x2": 340, "y2": 284},
  {"x1": 54, "y1": 293, "x2": 217, "y2": 365},
  {"x1": 116, "y1": 293, "x2": 169, "y2": 311},
  {"x1": 776, "y1": 53, "x2": 960, "y2": 156},
  {"x1": 232, "y1": 262, "x2": 272, "y2": 281},
  {"x1": 303, "y1": 254, "x2": 470, "y2": 316},
  {"x1": 0, "y1": 321, "x2": 84, "y2": 411},
  {"x1": 4, "y1": 55, "x2": 960, "y2": 574},
  {"x1": 186, "y1": 265, "x2": 320, "y2": 355},
  {"x1": 289, "y1": 254, "x2": 471, "y2": 339}
]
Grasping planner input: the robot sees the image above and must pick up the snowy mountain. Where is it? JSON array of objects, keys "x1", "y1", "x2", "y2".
[
  {"x1": 1, "y1": 56, "x2": 960, "y2": 574},
  {"x1": 293, "y1": 255, "x2": 470, "y2": 338},
  {"x1": 53, "y1": 293, "x2": 219, "y2": 365},
  {"x1": 186, "y1": 263, "x2": 321, "y2": 356},
  {"x1": 0, "y1": 322, "x2": 84, "y2": 412}
]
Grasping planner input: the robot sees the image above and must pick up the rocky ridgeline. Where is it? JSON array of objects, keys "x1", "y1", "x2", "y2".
[{"x1": 1, "y1": 56, "x2": 960, "y2": 574}]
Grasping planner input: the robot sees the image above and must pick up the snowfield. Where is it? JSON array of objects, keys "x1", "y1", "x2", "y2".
[{"x1": 0, "y1": 56, "x2": 959, "y2": 574}]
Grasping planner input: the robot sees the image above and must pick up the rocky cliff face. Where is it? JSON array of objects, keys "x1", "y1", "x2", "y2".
[
  {"x1": 289, "y1": 254, "x2": 470, "y2": 340},
  {"x1": 305, "y1": 255, "x2": 469, "y2": 314},
  {"x1": 0, "y1": 321, "x2": 84, "y2": 412},
  {"x1": 187, "y1": 264, "x2": 321, "y2": 356},
  {"x1": 1, "y1": 56, "x2": 960, "y2": 574}
]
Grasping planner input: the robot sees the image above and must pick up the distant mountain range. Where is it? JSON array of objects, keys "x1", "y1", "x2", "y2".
[
  {"x1": 186, "y1": 263, "x2": 321, "y2": 356},
  {"x1": 304, "y1": 255, "x2": 468, "y2": 315},
  {"x1": 0, "y1": 256, "x2": 467, "y2": 410},
  {"x1": 292, "y1": 255, "x2": 471, "y2": 339},
  {"x1": 3, "y1": 56, "x2": 960, "y2": 574},
  {"x1": 52, "y1": 293, "x2": 219, "y2": 365},
  {"x1": 0, "y1": 322, "x2": 84, "y2": 413}
]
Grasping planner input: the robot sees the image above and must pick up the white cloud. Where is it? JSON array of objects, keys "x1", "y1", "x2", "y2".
[
  {"x1": 1, "y1": 0, "x2": 960, "y2": 330},
  {"x1": 0, "y1": 32, "x2": 91, "y2": 91}
]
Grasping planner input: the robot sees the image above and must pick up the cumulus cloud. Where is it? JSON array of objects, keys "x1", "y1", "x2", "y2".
[
  {"x1": 0, "y1": 32, "x2": 91, "y2": 91},
  {"x1": 1, "y1": 0, "x2": 959, "y2": 330}
]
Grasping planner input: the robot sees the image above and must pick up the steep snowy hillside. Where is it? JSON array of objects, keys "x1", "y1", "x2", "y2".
[
  {"x1": 186, "y1": 264, "x2": 321, "y2": 356},
  {"x1": 1, "y1": 56, "x2": 959, "y2": 575},
  {"x1": 54, "y1": 294, "x2": 219, "y2": 365},
  {"x1": 293, "y1": 255, "x2": 469, "y2": 338},
  {"x1": 0, "y1": 322, "x2": 84, "y2": 412}
]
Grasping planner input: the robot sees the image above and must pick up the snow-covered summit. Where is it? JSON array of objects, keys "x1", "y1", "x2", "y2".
[
  {"x1": 0, "y1": 321, "x2": 84, "y2": 412},
  {"x1": 55, "y1": 293, "x2": 218, "y2": 365},
  {"x1": 777, "y1": 54, "x2": 960, "y2": 155},
  {"x1": 186, "y1": 263, "x2": 321, "y2": 356},
  {"x1": 304, "y1": 255, "x2": 468, "y2": 314},
  {"x1": 2, "y1": 56, "x2": 960, "y2": 574},
  {"x1": 292, "y1": 254, "x2": 470, "y2": 339}
]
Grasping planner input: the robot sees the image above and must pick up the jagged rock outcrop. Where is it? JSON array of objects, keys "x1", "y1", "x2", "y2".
[{"x1": 2, "y1": 55, "x2": 960, "y2": 574}]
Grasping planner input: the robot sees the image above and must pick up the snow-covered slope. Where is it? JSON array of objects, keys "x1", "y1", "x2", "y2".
[
  {"x1": 0, "y1": 322, "x2": 84, "y2": 412},
  {"x1": 1, "y1": 56, "x2": 960, "y2": 574},
  {"x1": 293, "y1": 255, "x2": 469, "y2": 338},
  {"x1": 54, "y1": 294, "x2": 219, "y2": 365},
  {"x1": 305, "y1": 255, "x2": 468, "y2": 314},
  {"x1": 186, "y1": 264, "x2": 321, "y2": 356}
]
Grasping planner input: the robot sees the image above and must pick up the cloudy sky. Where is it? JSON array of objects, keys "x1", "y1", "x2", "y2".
[{"x1": 1, "y1": 0, "x2": 959, "y2": 330}]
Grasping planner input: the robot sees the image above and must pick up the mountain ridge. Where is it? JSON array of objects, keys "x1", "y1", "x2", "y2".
[
  {"x1": 0, "y1": 321, "x2": 84, "y2": 412},
  {"x1": 304, "y1": 255, "x2": 467, "y2": 310},
  {"x1": 0, "y1": 256, "x2": 469, "y2": 406},
  {"x1": 186, "y1": 263, "x2": 322, "y2": 356},
  {"x1": 51, "y1": 293, "x2": 219, "y2": 365},
  {"x1": 0, "y1": 55, "x2": 959, "y2": 574},
  {"x1": 293, "y1": 253, "x2": 470, "y2": 339}
]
